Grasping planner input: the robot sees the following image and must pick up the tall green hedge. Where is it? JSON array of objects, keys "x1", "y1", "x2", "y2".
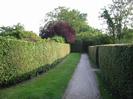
[
  {"x1": 88, "y1": 44, "x2": 133, "y2": 99},
  {"x1": 0, "y1": 37, "x2": 70, "y2": 87}
]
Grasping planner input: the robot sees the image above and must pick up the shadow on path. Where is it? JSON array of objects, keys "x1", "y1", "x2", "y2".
[{"x1": 63, "y1": 53, "x2": 100, "y2": 99}]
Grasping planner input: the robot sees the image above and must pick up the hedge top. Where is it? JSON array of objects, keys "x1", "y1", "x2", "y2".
[{"x1": 89, "y1": 43, "x2": 133, "y2": 47}]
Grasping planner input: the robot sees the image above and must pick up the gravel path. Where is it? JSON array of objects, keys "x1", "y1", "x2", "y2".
[{"x1": 63, "y1": 53, "x2": 100, "y2": 99}]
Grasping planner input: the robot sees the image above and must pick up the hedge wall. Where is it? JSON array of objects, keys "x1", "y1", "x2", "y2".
[
  {"x1": 88, "y1": 44, "x2": 133, "y2": 99},
  {"x1": 0, "y1": 37, "x2": 70, "y2": 87}
]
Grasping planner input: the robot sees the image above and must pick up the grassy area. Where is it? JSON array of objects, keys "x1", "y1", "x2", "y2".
[
  {"x1": 96, "y1": 71, "x2": 117, "y2": 99},
  {"x1": 0, "y1": 53, "x2": 80, "y2": 99}
]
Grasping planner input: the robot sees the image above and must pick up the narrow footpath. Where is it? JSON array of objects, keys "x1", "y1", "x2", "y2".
[{"x1": 63, "y1": 54, "x2": 100, "y2": 99}]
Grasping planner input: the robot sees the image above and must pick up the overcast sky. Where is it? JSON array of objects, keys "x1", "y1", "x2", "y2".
[{"x1": 0, "y1": 0, "x2": 112, "y2": 34}]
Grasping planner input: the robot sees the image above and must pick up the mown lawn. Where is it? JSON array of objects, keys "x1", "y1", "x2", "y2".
[{"x1": 0, "y1": 53, "x2": 80, "y2": 99}]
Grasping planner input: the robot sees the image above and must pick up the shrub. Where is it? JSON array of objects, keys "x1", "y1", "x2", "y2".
[
  {"x1": 39, "y1": 21, "x2": 76, "y2": 44},
  {"x1": 51, "y1": 35, "x2": 65, "y2": 43},
  {"x1": 88, "y1": 44, "x2": 133, "y2": 99},
  {"x1": 0, "y1": 37, "x2": 70, "y2": 87}
]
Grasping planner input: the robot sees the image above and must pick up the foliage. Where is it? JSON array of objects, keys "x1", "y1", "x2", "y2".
[
  {"x1": 0, "y1": 53, "x2": 80, "y2": 99},
  {"x1": 71, "y1": 38, "x2": 83, "y2": 52},
  {"x1": 100, "y1": 0, "x2": 133, "y2": 41},
  {"x1": 51, "y1": 35, "x2": 65, "y2": 43},
  {"x1": 41, "y1": 6, "x2": 88, "y2": 33},
  {"x1": 77, "y1": 28, "x2": 114, "y2": 44},
  {"x1": 19, "y1": 31, "x2": 41, "y2": 42},
  {"x1": 0, "y1": 23, "x2": 24, "y2": 38},
  {"x1": 40, "y1": 21, "x2": 76, "y2": 44},
  {"x1": 117, "y1": 28, "x2": 133, "y2": 43},
  {"x1": 0, "y1": 23, "x2": 40, "y2": 42},
  {"x1": 0, "y1": 37, "x2": 70, "y2": 87},
  {"x1": 101, "y1": 9, "x2": 115, "y2": 41},
  {"x1": 70, "y1": 26, "x2": 114, "y2": 52},
  {"x1": 89, "y1": 44, "x2": 133, "y2": 99},
  {"x1": 76, "y1": 31, "x2": 114, "y2": 52},
  {"x1": 0, "y1": 35, "x2": 17, "y2": 39}
]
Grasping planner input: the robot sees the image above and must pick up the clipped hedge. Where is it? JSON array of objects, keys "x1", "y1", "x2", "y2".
[
  {"x1": 88, "y1": 46, "x2": 99, "y2": 67},
  {"x1": 89, "y1": 44, "x2": 133, "y2": 99},
  {"x1": 0, "y1": 37, "x2": 70, "y2": 87}
]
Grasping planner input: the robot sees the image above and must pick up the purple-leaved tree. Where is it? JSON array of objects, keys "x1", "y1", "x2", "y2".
[{"x1": 39, "y1": 21, "x2": 76, "y2": 44}]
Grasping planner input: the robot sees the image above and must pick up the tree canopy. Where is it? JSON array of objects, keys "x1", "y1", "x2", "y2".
[
  {"x1": 41, "y1": 6, "x2": 88, "y2": 33},
  {"x1": 100, "y1": 0, "x2": 133, "y2": 41}
]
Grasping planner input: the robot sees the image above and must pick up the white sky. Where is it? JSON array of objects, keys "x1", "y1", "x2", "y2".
[{"x1": 0, "y1": 0, "x2": 111, "y2": 34}]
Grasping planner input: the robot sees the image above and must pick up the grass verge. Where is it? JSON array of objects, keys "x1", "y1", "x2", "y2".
[
  {"x1": 96, "y1": 71, "x2": 117, "y2": 99},
  {"x1": 0, "y1": 53, "x2": 80, "y2": 99}
]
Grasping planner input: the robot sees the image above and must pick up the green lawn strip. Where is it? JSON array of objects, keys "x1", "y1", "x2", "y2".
[
  {"x1": 0, "y1": 53, "x2": 80, "y2": 99},
  {"x1": 95, "y1": 71, "x2": 117, "y2": 99}
]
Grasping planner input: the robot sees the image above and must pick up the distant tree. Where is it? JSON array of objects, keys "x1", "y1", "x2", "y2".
[
  {"x1": 40, "y1": 21, "x2": 76, "y2": 43},
  {"x1": 0, "y1": 23, "x2": 24, "y2": 38},
  {"x1": 41, "y1": 6, "x2": 88, "y2": 33},
  {"x1": 119, "y1": 28, "x2": 133, "y2": 43},
  {"x1": 0, "y1": 23, "x2": 40, "y2": 42},
  {"x1": 100, "y1": 0, "x2": 133, "y2": 41},
  {"x1": 101, "y1": 9, "x2": 115, "y2": 42}
]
